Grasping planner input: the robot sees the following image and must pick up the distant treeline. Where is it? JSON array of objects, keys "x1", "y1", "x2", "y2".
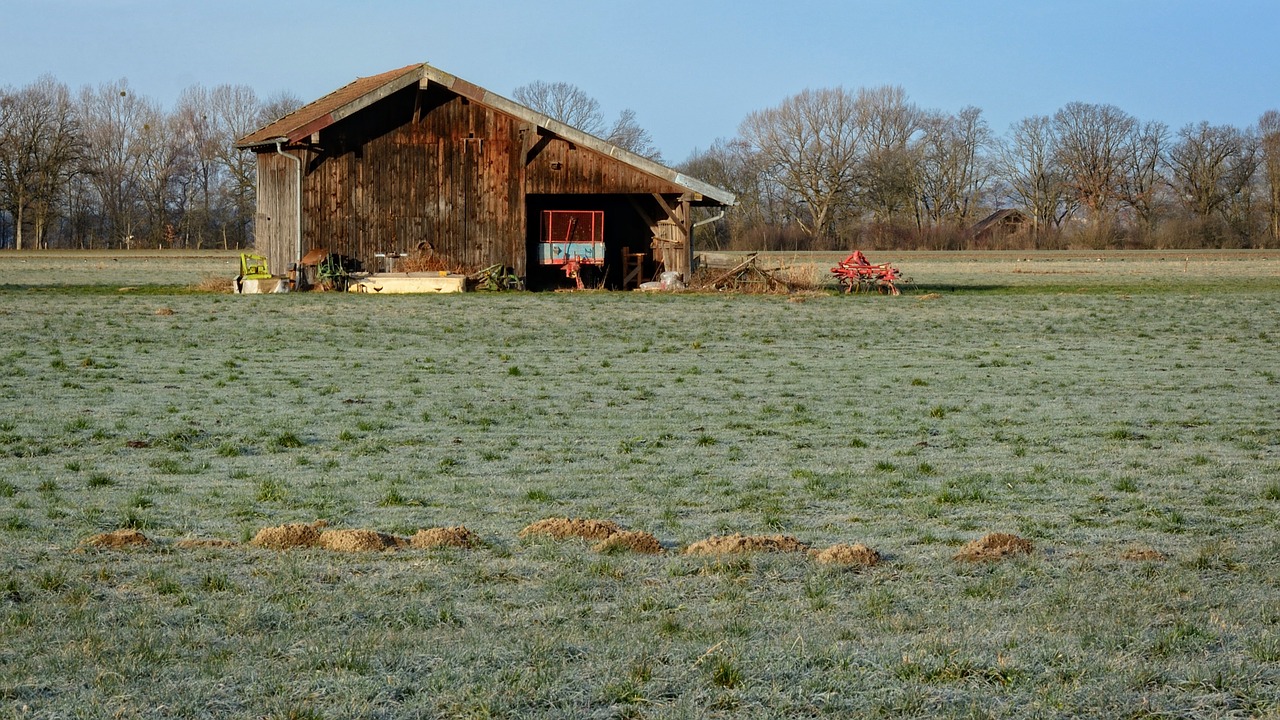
[
  {"x1": 0, "y1": 76, "x2": 299, "y2": 251},
  {"x1": 680, "y1": 88, "x2": 1280, "y2": 251},
  {"x1": 3, "y1": 75, "x2": 1278, "y2": 252}
]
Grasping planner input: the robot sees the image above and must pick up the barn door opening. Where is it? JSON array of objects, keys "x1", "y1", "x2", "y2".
[{"x1": 523, "y1": 194, "x2": 656, "y2": 290}]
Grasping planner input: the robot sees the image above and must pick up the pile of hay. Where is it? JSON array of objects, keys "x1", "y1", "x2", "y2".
[
  {"x1": 410, "y1": 526, "x2": 482, "y2": 549},
  {"x1": 954, "y1": 532, "x2": 1033, "y2": 562},
  {"x1": 316, "y1": 528, "x2": 407, "y2": 552},
  {"x1": 173, "y1": 538, "x2": 238, "y2": 549},
  {"x1": 1120, "y1": 546, "x2": 1166, "y2": 562},
  {"x1": 82, "y1": 529, "x2": 152, "y2": 549},
  {"x1": 593, "y1": 530, "x2": 665, "y2": 555},
  {"x1": 518, "y1": 517, "x2": 622, "y2": 541},
  {"x1": 684, "y1": 533, "x2": 808, "y2": 556},
  {"x1": 811, "y1": 543, "x2": 881, "y2": 567},
  {"x1": 190, "y1": 276, "x2": 233, "y2": 294},
  {"x1": 249, "y1": 521, "x2": 327, "y2": 550}
]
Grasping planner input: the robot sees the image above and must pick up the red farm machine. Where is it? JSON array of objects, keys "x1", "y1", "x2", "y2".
[
  {"x1": 830, "y1": 251, "x2": 906, "y2": 295},
  {"x1": 539, "y1": 210, "x2": 604, "y2": 289}
]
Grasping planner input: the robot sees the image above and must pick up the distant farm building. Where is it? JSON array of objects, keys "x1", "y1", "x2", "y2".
[
  {"x1": 969, "y1": 209, "x2": 1029, "y2": 247},
  {"x1": 235, "y1": 63, "x2": 734, "y2": 289}
]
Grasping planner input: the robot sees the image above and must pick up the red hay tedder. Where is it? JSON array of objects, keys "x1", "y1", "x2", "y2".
[{"x1": 831, "y1": 251, "x2": 906, "y2": 295}]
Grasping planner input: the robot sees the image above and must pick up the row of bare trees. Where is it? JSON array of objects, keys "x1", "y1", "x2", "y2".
[
  {"x1": 0, "y1": 76, "x2": 298, "y2": 250},
  {"x1": 6, "y1": 73, "x2": 1275, "y2": 252},
  {"x1": 682, "y1": 87, "x2": 1280, "y2": 250}
]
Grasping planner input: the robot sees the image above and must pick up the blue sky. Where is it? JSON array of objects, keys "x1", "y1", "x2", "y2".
[{"x1": 3, "y1": 0, "x2": 1278, "y2": 162}]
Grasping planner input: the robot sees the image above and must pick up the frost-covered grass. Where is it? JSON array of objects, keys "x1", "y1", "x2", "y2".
[{"x1": 0, "y1": 252, "x2": 1278, "y2": 718}]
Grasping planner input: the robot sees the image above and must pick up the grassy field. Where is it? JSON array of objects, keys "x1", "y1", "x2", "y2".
[{"x1": 0, "y1": 251, "x2": 1277, "y2": 718}]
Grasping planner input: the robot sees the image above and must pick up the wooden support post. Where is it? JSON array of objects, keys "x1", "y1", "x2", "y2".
[{"x1": 621, "y1": 246, "x2": 646, "y2": 289}]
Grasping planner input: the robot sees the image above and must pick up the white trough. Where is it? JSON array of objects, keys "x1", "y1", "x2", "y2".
[{"x1": 348, "y1": 273, "x2": 467, "y2": 294}]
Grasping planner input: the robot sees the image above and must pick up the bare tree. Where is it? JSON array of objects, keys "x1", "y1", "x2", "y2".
[
  {"x1": 1116, "y1": 119, "x2": 1169, "y2": 236},
  {"x1": 856, "y1": 86, "x2": 925, "y2": 226},
  {"x1": 1167, "y1": 122, "x2": 1257, "y2": 226},
  {"x1": 681, "y1": 138, "x2": 786, "y2": 249},
  {"x1": 77, "y1": 79, "x2": 156, "y2": 248},
  {"x1": 0, "y1": 76, "x2": 80, "y2": 249},
  {"x1": 916, "y1": 106, "x2": 993, "y2": 225},
  {"x1": 1260, "y1": 110, "x2": 1280, "y2": 243},
  {"x1": 605, "y1": 108, "x2": 662, "y2": 161},
  {"x1": 739, "y1": 87, "x2": 864, "y2": 241},
  {"x1": 207, "y1": 84, "x2": 276, "y2": 248},
  {"x1": 1053, "y1": 102, "x2": 1136, "y2": 232},
  {"x1": 512, "y1": 80, "x2": 605, "y2": 135},
  {"x1": 258, "y1": 90, "x2": 303, "y2": 128},
  {"x1": 174, "y1": 85, "x2": 220, "y2": 248},
  {"x1": 134, "y1": 105, "x2": 189, "y2": 246},
  {"x1": 995, "y1": 115, "x2": 1073, "y2": 239}
]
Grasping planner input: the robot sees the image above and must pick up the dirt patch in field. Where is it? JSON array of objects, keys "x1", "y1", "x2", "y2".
[
  {"x1": 684, "y1": 533, "x2": 808, "y2": 556},
  {"x1": 154, "y1": 307, "x2": 175, "y2": 316},
  {"x1": 410, "y1": 526, "x2": 482, "y2": 549},
  {"x1": 82, "y1": 528, "x2": 152, "y2": 549},
  {"x1": 917, "y1": 293, "x2": 942, "y2": 301},
  {"x1": 249, "y1": 521, "x2": 327, "y2": 550},
  {"x1": 1120, "y1": 546, "x2": 1166, "y2": 561},
  {"x1": 811, "y1": 543, "x2": 881, "y2": 567},
  {"x1": 954, "y1": 532, "x2": 1034, "y2": 562},
  {"x1": 174, "y1": 538, "x2": 238, "y2": 549},
  {"x1": 519, "y1": 517, "x2": 622, "y2": 541},
  {"x1": 593, "y1": 530, "x2": 665, "y2": 555},
  {"x1": 316, "y1": 528, "x2": 408, "y2": 552}
]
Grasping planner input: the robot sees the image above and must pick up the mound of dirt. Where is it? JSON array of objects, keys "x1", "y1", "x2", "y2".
[
  {"x1": 954, "y1": 532, "x2": 1034, "y2": 562},
  {"x1": 410, "y1": 526, "x2": 482, "y2": 549},
  {"x1": 174, "y1": 538, "x2": 238, "y2": 549},
  {"x1": 1120, "y1": 546, "x2": 1166, "y2": 561},
  {"x1": 683, "y1": 533, "x2": 809, "y2": 556},
  {"x1": 593, "y1": 530, "x2": 665, "y2": 555},
  {"x1": 249, "y1": 520, "x2": 327, "y2": 550},
  {"x1": 316, "y1": 528, "x2": 408, "y2": 552},
  {"x1": 811, "y1": 543, "x2": 881, "y2": 567},
  {"x1": 518, "y1": 517, "x2": 622, "y2": 541},
  {"x1": 154, "y1": 307, "x2": 175, "y2": 316},
  {"x1": 83, "y1": 528, "x2": 152, "y2": 548}
]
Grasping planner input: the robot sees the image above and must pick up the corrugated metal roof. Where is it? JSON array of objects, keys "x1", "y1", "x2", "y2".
[{"x1": 235, "y1": 62, "x2": 735, "y2": 206}]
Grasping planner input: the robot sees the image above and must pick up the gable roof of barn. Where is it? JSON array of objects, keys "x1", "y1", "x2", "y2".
[{"x1": 236, "y1": 62, "x2": 735, "y2": 206}]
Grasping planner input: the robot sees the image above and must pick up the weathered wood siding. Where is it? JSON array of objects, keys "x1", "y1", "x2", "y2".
[
  {"x1": 253, "y1": 151, "x2": 298, "y2": 276},
  {"x1": 254, "y1": 82, "x2": 690, "y2": 278}
]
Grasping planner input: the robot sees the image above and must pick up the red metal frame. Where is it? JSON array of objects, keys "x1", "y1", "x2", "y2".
[
  {"x1": 540, "y1": 210, "x2": 605, "y2": 289},
  {"x1": 831, "y1": 250, "x2": 903, "y2": 295}
]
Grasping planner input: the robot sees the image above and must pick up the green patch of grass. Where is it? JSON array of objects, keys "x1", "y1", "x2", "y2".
[
  {"x1": 1262, "y1": 480, "x2": 1280, "y2": 502},
  {"x1": 707, "y1": 655, "x2": 743, "y2": 689},
  {"x1": 200, "y1": 573, "x2": 234, "y2": 592},
  {"x1": 256, "y1": 478, "x2": 287, "y2": 503},
  {"x1": 270, "y1": 432, "x2": 304, "y2": 451},
  {"x1": 1113, "y1": 477, "x2": 1139, "y2": 493},
  {"x1": 86, "y1": 473, "x2": 116, "y2": 488},
  {"x1": 524, "y1": 489, "x2": 555, "y2": 503}
]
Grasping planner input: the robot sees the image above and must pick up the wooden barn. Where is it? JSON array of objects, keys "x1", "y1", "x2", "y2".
[
  {"x1": 969, "y1": 209, "x2": 1029, "y2": 246},
  {"x1": 235, "y1": 62, "x2": 734, "y2": 289}
]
